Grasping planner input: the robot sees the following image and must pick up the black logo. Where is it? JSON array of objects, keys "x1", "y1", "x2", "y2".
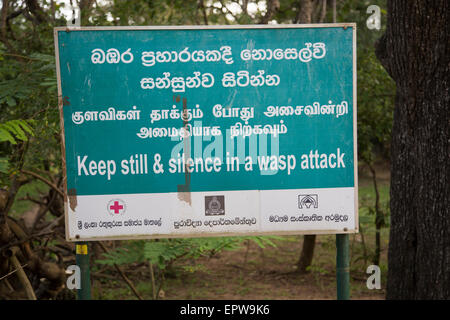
[
  {"x1": 205, "y1": 196, "x2": 225, "y2": 216},
  {"x1": 298, "y1": 194, "x2": 318, "y2": 209}
]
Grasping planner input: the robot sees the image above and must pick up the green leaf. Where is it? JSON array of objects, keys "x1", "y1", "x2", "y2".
[
  {"x1": 0, "y1": 127, "x2": 16, "y2": 144},
  {"x1": 17, "y1": 120, "x2": 34, "y2": 136},
  {"x1": 0, "y1": 120, "x2": 34, "y2": 144},
  {"x1": 96, "y1": 241, "x2": 145, "y2": 266},
  {"x1": 6, "y1": 96, "x2": 16, "y2": 107},
  {"x1": 3, "y1": 121, "x2": 26, "y2": 141},
  {"x1": 0, "y1": 157, "x2": 9, "y2": 173}
]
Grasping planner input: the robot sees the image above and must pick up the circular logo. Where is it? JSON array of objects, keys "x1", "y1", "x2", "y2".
[
  {"x1": 208, "y1": 196, "x2": 221, "y2": 211},
  {"x1": 107, "y1": 199, "x2": 126, "y2": 216}
]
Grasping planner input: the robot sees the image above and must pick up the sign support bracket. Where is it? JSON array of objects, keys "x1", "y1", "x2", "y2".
[{"x1": 75, "y1": 242, "x2": 91, "y2": 300}]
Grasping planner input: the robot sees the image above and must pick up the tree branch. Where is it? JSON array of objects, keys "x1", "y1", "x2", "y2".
[
  {"x1": 21, "y1": 169, "x2": 64, "y2": 199},
  {"x1": 259, "y1": 0, "x2": 280, "y2": 24},
  {"x1": 0, "y1": 0, "x2": 8, "y2": 37},
  {"x1": 0, "y1": 230, "x2": 55, "y2": 254},
  {"x1": 295, "y1": 0, "x2": 313, "y2": 24},
  {"x1": 1, "y1": 142, "x2": 29, "y2": 227},
  {"x1": 198, "y1": 0, "x2": 208, "y2": 25},
  {"x1": 319, "y1": 0, "x2": 327, "y2": 23},
  {"x1": 97, "y1": 242, "x2": 144, "y2": 300},
  {"x1": 241, "y1": 0, "x2": 249, "y2": 16},
  {"x1": 0, "y1": 0, "x2": 15, "y2": 53},
  {"x1": 24, "y1": 0, "x2": 47, "y2": 24},
  {"x1": 9, "y1": 249, "x2": 36, "y2": 300}
]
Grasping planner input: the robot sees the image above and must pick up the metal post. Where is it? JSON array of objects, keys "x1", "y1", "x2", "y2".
[
  {"x1": 336, "y1": 234, "x2": 350, "y2": 300},
  {"x1": 75, "y1": 241, "x2": 91, "y2": 300}
]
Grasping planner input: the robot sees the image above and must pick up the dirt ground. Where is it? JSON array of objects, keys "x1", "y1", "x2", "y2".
[
  {"x1": 91, "y1": 162, "x2": 389, "y2": 300},
  {"x1": 92, "y1": 234, "x2": 387, "y2": 300}
]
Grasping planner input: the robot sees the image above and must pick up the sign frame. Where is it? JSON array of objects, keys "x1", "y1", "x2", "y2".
[{"x1": 54, "y1": 23, "x2": 358, "y2": 242}]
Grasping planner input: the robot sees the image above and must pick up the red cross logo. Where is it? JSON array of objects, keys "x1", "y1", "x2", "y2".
[
  {"x1": 107, "y1": 199, "x2": 126, "y2": 216},
  {"x1": 110, "y1": 201, "x2": 123, "y2": 214}
]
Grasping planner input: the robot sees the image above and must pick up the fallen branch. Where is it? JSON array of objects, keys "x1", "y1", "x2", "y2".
[
  {"x1": 0, "y1": 263, "x2": 29, "y2": 281},
  {"x1": 0, "y1": 230, "x2": 55, "y2": 254},
  {"x1": 97, "y1": 242, "x2": 144, "y2": 300},
  {"x1": 18, "y1": 195, "x2": 46, "y2": 206},
  {"x1": 40, "y1": 215, "x2": 64, "y2": 234},
  {"x1": 149, "y1": 262, "x2": 156, "y2": 300},
  {"x1": 7, "y1": 247, "x2": 36, "y2": 300},
  {"x1": 6, "y1": 217, "x2": 66, "y2": 298}
]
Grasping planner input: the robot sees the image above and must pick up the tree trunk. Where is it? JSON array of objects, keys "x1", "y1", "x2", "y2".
[
  {"x1": 376, "y1": 0, "x2": 449, "y2": 299},
  {"x1": 297, "y1": 234, "x2": 316, "y2": 273},
  {"x1": 296, "y1": 0, "x2": 312, "y2": 23},
  {"x1": 367, "y1": 162, "x2": 383, "y2": 266},
  {"x1": 332, "y1": 0, "x2": 336, "y2": 23}
]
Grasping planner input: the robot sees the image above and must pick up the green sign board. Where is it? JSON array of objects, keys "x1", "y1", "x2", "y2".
[{"x1": 55, "y1": 24, "x2": 358, "y2": 241}]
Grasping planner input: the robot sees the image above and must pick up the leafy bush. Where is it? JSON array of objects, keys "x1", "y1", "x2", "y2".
[
  {"x1": 97, "y1": 236, "x2": 279, "y2": 269},
  {"x1": 0, "y1": 120, "x2": 34, "y2": 145}
]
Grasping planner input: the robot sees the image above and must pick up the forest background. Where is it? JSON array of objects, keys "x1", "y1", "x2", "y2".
[{"x1": 0, "y1": 0, "x2": 396, "y2": 300}]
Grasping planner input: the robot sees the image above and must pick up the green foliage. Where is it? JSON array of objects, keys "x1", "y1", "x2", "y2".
[
  {"x1": 0, "y1": 119, "x2": 34, "y2": 144},
  {"x1": 357, "y1": 50, "x2": 395, "y2": 163},
  {"x1": 241, "y1": 235, "x2": 280, "y2": 249},
  {"x1": 0, "y1": 157, "x2": 8, "y2": 174},
  {"x1": 0, "y1": 119, "x2": 34, "y2": 176},
  {"x1": 336, "y1": 0, "x2": 395, "y2": 164},
  {"x1": 1, "y1": 2, "x2": 395, "y2": 297},
  {"x1": 97, "y1": 236, "x2": 279, "y2": 270},
  {"x1": 97, "y1": 241, "x2": 146, "y2": 265},
  {"x1": 354, "y1": 182, "x2": 391, "y2": 265}
]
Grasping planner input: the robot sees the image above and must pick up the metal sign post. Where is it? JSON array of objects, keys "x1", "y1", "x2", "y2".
[
  {"x1": 75, "y1": 242, "x2": 91, "y2": 300},
  {"x1": 336, "y1": 234, "x2": 350, "y2": 300}
]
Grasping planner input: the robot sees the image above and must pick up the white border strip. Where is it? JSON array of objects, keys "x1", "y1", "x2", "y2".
[
  {"x1": 56, "y1": 23, "x2": 356, "y2": 32},
  {"x1": 352, "y1": 24, "x2": 359, "y2": 231}
]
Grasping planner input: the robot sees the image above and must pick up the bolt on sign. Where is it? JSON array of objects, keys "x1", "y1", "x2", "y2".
[{"x1": 54, "y1": 24, "x2": 358, "y2": 241}]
